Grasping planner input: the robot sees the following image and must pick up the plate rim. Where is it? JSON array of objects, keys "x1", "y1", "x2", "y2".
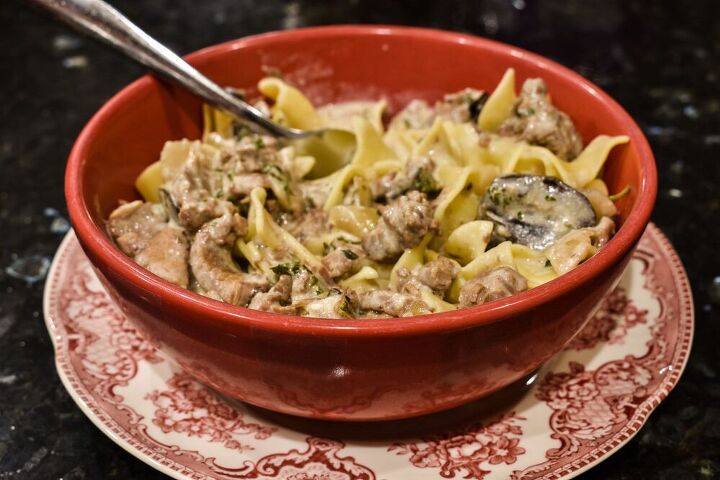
[{"x1": 42, "y1": 223, "x2": 695, "y2": 480}]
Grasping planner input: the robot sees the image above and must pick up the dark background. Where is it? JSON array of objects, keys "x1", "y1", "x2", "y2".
[{"x1": 1, "y1": 0, "x2": 719, "y2": 478}]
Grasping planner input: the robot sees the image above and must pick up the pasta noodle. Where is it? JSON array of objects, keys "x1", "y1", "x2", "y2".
[{"x1": 116, "y1": 68, "x2": 629, "y2": 318}]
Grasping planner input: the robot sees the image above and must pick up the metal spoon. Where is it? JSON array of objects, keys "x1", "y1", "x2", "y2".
[{"x1": 30, "y1": 0, "x2": 323, "y2": 139}]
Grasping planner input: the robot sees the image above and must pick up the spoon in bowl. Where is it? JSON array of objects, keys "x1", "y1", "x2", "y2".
[{"x1": 30, "y1": 0, "x2": 327, "y2": 140}]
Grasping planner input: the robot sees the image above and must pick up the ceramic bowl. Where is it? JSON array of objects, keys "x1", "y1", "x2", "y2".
[{"x1": 65, "y1": 26, "x2": 656, "y2": 420}]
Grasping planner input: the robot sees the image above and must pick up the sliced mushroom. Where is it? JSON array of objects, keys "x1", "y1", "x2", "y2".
[
  {"x1": 482, "y1": 174, "x2": 596, "y2": 250},
  {"x1": 159, "y1": 188, "x2": 180, "y2": 223}
]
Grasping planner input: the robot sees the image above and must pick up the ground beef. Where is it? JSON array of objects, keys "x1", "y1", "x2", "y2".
[
  {"x1": 362, "y1": 191, "x2": 435, "y2": 262},
  {"x1": 435, "y1": 88, "x2": 488, "y2": 123},
  {"x1": 370, "y1": 157, "x2": 437, "y2": 200},
  {"x1": 458, "y1": 266, "x2": 528, "y2": 307},
  {"x1": 417, "y1": 256, "x2": 460, "y2": 293},
  {"x1": 497, "y1": 78, "x2": 583, "y2": 160},
  {"x1": 321, "y1": 244, "x2": 363, "y2": 279},
  {"x1": 189, "y1": 212, "x2": 268, "y2": 305}
]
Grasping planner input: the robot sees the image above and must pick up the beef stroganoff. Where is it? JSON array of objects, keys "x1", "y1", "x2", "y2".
[{"x1": 108, "y1": 69, "x2": 628, "y2": 318}]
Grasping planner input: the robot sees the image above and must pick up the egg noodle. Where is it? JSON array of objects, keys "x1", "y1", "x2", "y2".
[{"x1": 120, "y1": 68, "x2": 628, "y2": 318}]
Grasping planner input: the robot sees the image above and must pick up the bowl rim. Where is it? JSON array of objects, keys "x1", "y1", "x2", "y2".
[{"x1": 65, "y1": 24, "x2": 657, "y2": 338}]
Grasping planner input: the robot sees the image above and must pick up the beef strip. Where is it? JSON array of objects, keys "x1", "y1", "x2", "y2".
[
  {"x1": 362, "y1": 191, "x2": 435, "y2": 262},
  {"x1": 497, "y1": 78, "x2": 583, "y2": 160},
  {"x1": 190, "y1": 212, "x2": 269, "y2": 305},
  {"x1": 286, "y1": 208, "x2": 329, "y2": 241},
  {"x1": 248, "y1": 274, "x2": 298, "y2": 314},
  {"x1": 458, "y1": 266, "x2": 528, "y2": 308},
  {"x1": 107, "y1": 200, "x2": 168, "y2": 257},
  {"x1": 417, "y1": 256, "x2": 460, "y2": 293},
  {"x1": 357, "y1": 290, "x2": 431, "y2": 317},
  {"x1": 168, "y1": 135, "x2": 282, "y2": 231},
  {"x1": 228, "y1": 172, "x2": 271, "y2": 197},
  {"x1": 135, "y1": 228, "x2": 190, "y2": 288},
  {"x1": 108, "y1": 200, "x2": 190, "y2": 288}
]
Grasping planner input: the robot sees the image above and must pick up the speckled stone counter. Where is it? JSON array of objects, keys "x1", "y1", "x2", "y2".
[{"x1": 1, "y1": 1, "x2": 718, "y2": 478}]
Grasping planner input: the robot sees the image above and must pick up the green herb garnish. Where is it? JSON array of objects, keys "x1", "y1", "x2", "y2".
[
  {"x1": 262, "y1": 164, "x2": 291, "y2": 193},
  {"x1": 270, "y1": 262, "x2": 324, "y2": 294},
  {"x1": 413, "y1": 169, "x2": 440, "y2": 195},
  {"x1": 342, "y1": 249, "x2": 359, "y2": 260},
  {"x1": 336, "y1": 236, "x2": 361, "y2": 245}
]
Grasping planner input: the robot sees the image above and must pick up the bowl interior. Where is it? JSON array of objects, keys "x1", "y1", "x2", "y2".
[{"x1": 68, "y1": 26, "x2": 655, "y2": 333}]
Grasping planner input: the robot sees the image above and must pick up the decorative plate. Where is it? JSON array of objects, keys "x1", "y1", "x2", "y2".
[{"x1": 43, "y1": 223, "x2": 693, "y2": 480}]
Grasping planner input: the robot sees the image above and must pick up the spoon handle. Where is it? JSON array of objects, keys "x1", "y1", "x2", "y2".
[{"x1": 30, "y1": 0, "x2": 299, "y2": 137}]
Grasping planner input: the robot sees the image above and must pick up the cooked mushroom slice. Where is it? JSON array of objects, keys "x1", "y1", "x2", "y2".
[
  {"x1": 482, "y1": 175, "x2": 596, "y2": 250},
  {"x1": 190, "y1": 212, "x2": 269, "y2": 305},
  {"x1": 159, "y1": 188, "x2": 180, "y2": 223}
]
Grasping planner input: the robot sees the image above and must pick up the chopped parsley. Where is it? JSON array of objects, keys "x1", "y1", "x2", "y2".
[
  {"x1": 413, "y1": 169, "x2": 440, "y2": 196},
  {"x1": 271, "y1": 262, "x2": 305, "y2": 277},
  {"x1": 516, "y1": 106, "x2": 536, "y2": 117},
  {"x1": 262, "y1": 164, "x2": 291, "y2": 194},
  {"x1": 341, "y1": 249, "x2": 359, "y2": 260},
  {"x1": 488, "y1": 185, "x2": 511, "y2": 207},
  {"x1": 336, "y1": 236, "x2": 361, "y2": 245},
  {"x1": 237, "y1": 201, "x2": 250, "y2": 217},
  {"x1": 270, "y1": 262, "x2": 324, "y2": 294},
  {"x1": 337, "y1": 295, "x2": 354, "y2": 318},
  {"x1": 254, "y1": 137, "x2": 265, "y2": 149}
]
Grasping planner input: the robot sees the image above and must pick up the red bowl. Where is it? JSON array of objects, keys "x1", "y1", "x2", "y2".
[{"x1": 65, "y1": 26, "x2": 656, "y2": 420}]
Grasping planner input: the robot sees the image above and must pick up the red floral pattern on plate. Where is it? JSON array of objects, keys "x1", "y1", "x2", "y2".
[
  {"x1": 147, "y1": 373, "x2": 276, "y2": 452},
  {"x1": 566, "y1": 287, "x2": 649, "y2": 351},
  {"x1": 390, "y1": 413, "x2": 525, "y2": 479},
  {"x1": 241, "y1": 437, "x2": 376, "y2": 480},
  {"x1": 43, "y1": 224, "x2": 694, "y2": 480}
]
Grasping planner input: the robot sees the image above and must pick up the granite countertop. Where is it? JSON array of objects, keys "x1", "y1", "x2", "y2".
[{"x1": 1, "y1": 0, "x2": 718, "y2": 478}]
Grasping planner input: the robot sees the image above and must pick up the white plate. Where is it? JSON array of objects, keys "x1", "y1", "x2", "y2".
[{"x1": 43, "y1": 224, "x2": 693, "y2": 480}]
